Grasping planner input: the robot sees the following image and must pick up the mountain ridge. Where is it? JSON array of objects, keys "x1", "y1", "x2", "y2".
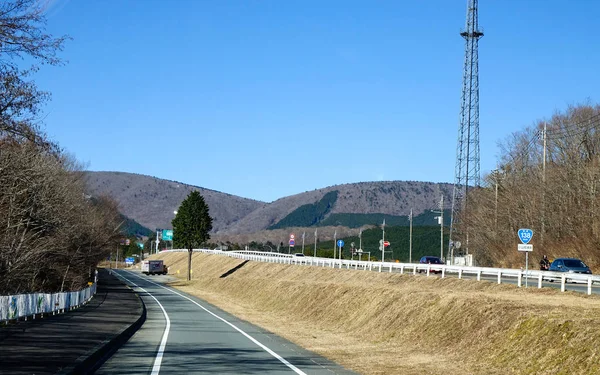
[{"x1": 84, "y1": 171, "x2": 454, "y2": 235}]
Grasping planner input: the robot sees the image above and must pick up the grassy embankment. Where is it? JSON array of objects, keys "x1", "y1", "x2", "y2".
[{"x1": 148, "y1": 252, "x2": 600, "y2": 375}]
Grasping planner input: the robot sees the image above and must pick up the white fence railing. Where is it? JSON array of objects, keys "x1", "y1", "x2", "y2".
[
  {"x1": 1, "y1": 283, "x2": 97, "y2": 323},
  {"x1": 159, "y1": 249, "x2": 600, "y2": 295}
]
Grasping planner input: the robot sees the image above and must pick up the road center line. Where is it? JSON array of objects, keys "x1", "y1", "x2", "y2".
[
  {"x1": 123, "y1": 270, "x2": 307, "y2": 375},
  {"x1": 114, "y1": 271, "x2": 171, "y2": 375}
]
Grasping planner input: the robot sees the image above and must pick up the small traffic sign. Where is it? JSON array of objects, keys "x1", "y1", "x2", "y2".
[
  {"x1": 289, "y1": 239, "x2": 295, "y2": 247},
  {"x1": 518, "y1": 228, "x2": 533, "y2": 244},
  {"x1": 337, "y1": 239, "x2": 345, "y2": 248},
  {"x1": 290, "y1": 234, "x2": 295, "y2": 240},
  {"x1": 383, "y1": 241, "x2": 390, "y2": 247},
  {"x1": 518, "y1": 244, "x2": 533, "y2": 252}
]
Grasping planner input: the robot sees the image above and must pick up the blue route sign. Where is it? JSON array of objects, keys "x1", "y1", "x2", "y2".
[
  {"x1": 518, "y1": 228, "x2": 533, "y2": 244},
  {"x1": 289, "y1": 239, "x2": 295, "y2": 247},
  {"x1": 337, "y1": 239, "x2": 345, "y2": 248}
]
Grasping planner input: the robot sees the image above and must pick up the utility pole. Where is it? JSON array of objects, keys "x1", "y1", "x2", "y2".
[
  {"x1": 432, "y1": 196, "x2": 444, "y2": 260},
  {"x1": 409, "y1": 209, "x2": 413, "y2": 263},
  {"x1": 302, "y1": 232, "x2": 305, "y2": 255},
  {"x1": 450, "y1": 0, "x2": 483, "y2": 259},
  {"x1": 333, "y1": 230, "x2": 337, "y2": 259},
  {"x1": 314, "y1": 228, "x2": 318, "y2": 257},
  {"x1": 156, "y1": 229, "x2": 160, "y2": 254},
  {"x1": 494, "y1": 169, "x2": 499, "y2": 231},
  {"x1": 439, "y1": 196, "x2": 444, "y2": 259},
  {"x1": 381, "y1": 219, "x2": 386, "y2": 263},
  {"x1": 359, "y1": 228, "x2": 363, "y2": 253},
  {"x1": 541, "y1": 122, "x2": 547, "y2": 245}
]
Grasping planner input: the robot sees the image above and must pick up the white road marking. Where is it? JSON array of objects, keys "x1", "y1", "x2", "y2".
[
  {"x1": 123, "y1": 270, "x2": 308, "y2": 375},
  {"x1": 114, "y1": 272, "x2": 171, "y2": 375}
]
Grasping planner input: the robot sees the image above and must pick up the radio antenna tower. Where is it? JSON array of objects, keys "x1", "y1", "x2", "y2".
[{"x1": 449, "y1": 0, "x2": 483, "y2": 260}]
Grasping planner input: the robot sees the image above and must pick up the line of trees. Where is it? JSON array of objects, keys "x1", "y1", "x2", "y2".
[
  {"x1": 0, "y1": 1, "x2": 122, "y2": 294},
  {"x1": 460, "y1": 103, "x2": 600, "y2": 268}
]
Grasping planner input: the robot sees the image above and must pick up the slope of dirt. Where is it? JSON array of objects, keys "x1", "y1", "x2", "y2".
[{"x1": 151, "y1": 252, "x2": 600, "y2": 375}]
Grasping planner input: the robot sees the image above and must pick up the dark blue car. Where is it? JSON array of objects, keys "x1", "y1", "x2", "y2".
[
  {"x1": 548, "y1": 258, "x2": 591, "y2": 275},
  {"x1": 418, "y1": 256, "x2": 444, "y2": 274}
]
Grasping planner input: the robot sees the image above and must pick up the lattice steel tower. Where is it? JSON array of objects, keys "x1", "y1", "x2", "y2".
[{"x1": 449, "y1": 0, "x2": 483, "y2": 257}]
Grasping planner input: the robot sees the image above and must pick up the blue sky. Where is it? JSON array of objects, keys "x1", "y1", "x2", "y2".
[{"x1": 35, "y1": 0, "x2": 599, "y2": 202}]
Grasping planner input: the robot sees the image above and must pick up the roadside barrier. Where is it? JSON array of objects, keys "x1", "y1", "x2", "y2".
[
  {"x1": 160, "y1": 248, "x2": 600, "y2": 295},
  {"x1": 1, "y1": 283, "x2": 97, "y2": 324}
]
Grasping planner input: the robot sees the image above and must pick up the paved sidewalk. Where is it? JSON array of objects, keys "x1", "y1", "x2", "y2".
[{"x1": 0, "y1": 268, "x2": 145, "y2": 374}]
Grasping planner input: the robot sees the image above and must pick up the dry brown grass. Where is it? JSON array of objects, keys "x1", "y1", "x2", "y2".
[{"x1": 155, "y1": 253, "x2": 600, "y2": 375}]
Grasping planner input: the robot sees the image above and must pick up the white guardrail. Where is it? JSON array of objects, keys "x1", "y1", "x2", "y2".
[
  {"x1": 1, "y1": 283, "x2": 97, "y2": 323},
  {"x1": 161, "y1": 249, "x2": 600, "y2": 295}
]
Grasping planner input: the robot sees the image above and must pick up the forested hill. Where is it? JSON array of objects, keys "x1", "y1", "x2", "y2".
[{"x1": 85, "y1": 171, "x2": 453, "y2": 235}]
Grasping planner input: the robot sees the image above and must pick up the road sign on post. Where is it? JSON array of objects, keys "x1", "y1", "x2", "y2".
[
  {"x1": 517, "y1": 228, "x2": 534, "y2": 288},
  {"x1": 337, "y1": 240, "x2": 344, "y2": 248},
  {"x1": 162, "y1": 229, "x2": 173, "y2": 241},
  {"x1": 518, "y1": 228, "x2": 533, "y2": 244},
  {"x1": 289, "y1": 239, "x2": 295, "y2": 247}
]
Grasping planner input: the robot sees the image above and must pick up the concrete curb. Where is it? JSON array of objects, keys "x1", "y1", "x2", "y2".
[{"x1": 57, "y1": 286, "x2": 147, "y2": 375}]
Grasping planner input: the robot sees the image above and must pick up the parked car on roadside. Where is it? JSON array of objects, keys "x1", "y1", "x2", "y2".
[{"x1": 418, "y1": 256, "x2": 444, "y2": 274}]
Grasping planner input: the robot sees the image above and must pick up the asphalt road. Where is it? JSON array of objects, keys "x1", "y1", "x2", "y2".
[{"x1": 98, "y1": 269, "x2": 356, "y2": 375}]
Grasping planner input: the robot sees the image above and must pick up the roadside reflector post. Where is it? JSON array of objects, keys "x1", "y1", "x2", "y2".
[
  {"x1": 538, "y1": 273, "x2": 543, "y2": 289},
  {"x1": 588, "y1": 277, "x2": 593, "y2": 295},
  {"x1": 477, "y1": 270, "x2": 481, "y2": 281},
  {"x1": 441, "y1": 267, "x2": 445, "y2": 278},
  {"x1": 517, "y1": 272, "x2": 522, "y2": 287},
  {"x1": 400, "y1": 265, "x2": 404, "y2": 274},
  {"x1": 561, "y1": 274, "x2": 566, "y2": 292},
  {"x1": 497, "y1": 271, "x2": 502, "y2": 284},
  {"x1": 458, "y1": 269, "x2": 463, "y2": 279},
  {"x1": 426, "y1": 267, "x2": 430, "y2": 277},
  {"x1": 413, "y1": 265, "x2": 417, "y2": 275},
  {"x1": 378, "y1": 263, "x2": 382, "y2": 272}
]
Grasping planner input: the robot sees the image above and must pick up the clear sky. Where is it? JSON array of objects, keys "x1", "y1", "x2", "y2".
[{"x1": 35, "y1": 0, "x2": 599, "y2": 202}]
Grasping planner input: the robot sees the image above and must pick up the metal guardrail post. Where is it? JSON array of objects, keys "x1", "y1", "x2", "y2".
[
  {"x1": 441, "y1": 267, "x2": 445, "y2": 278},
  {"x1": 413, "y1": 265, "x2": 417, "y2": 275},
  {"x1": 561, "y1": 275, "x2": 566, "y2": 292},
  {"x1": 588, "y1": 277, "x2": 593, "y2": 295},
  {"x1": 458, "y1": 269, "x2": 463, "y2": 279},
  {"x1": 538, "y1": 273, "x2": 543, "y2": 288},
  {"x1": 477, "y1": 270, "x2": 481, "y2": 281},
  {"x1": 517, "y1": 272, "x2": 522, "y2": 287}
]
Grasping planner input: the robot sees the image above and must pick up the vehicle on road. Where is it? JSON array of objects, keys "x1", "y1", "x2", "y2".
[
  {"x1": 294, "y1": 253, "x2": 305, "y2": 257},
  {"x1": 546, "y1": 257, "x2": 591, "y2": 283},
  {"x1": 141, "y1": 260, "x2": 169, "y2": 275},
  {"x1": 418, "y1": 256, "x2": 444, "y2": 274}
]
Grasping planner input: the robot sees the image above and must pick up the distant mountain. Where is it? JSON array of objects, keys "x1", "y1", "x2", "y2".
[
  {"x1": 84, "y1": 171, "x2": 453, "y2": 236},
  {"x1": 84, "y1": 171, "x2": 264, "y2": 233},
  {"x1": 221, "y1": 180, "x2": 453, "y2": 234}
]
